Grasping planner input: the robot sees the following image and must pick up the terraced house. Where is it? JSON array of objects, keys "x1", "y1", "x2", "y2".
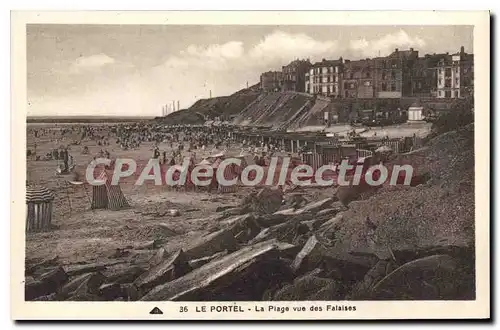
[{"x1": 305, "y1": 58, "x2": 343, "y2": 97}]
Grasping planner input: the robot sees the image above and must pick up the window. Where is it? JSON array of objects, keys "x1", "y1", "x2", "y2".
[
  {"x1": 335, "y1": 66, "x2": 339, "y2": 73},
  {"x1": 391, "y1": 71, "x2": 396, "y2": 79},
  {"x1": 349, "y1": 83, "x2": 355, "y2": 89},
  {"x1": 439, "y1": 91, "x2": 443, "y2": 97},
  {"x1": 327, "y1": 86, "x2": 331, "y2": 95},
  {"x1": 382, "y1": 73, "x2": 386, "y2": 80},
  {"x1": 364, "y1": 81, "x2": 371, "y2": 87},
  {"x1": 381, "y1": 83, "x2": 387, "y2": 91},
  {"x1": 445, "y1": 91, "x2": 451, "y2": 98},
  {"x1": 439, "y1": 78, "x2": 443, "y2": 85},
  {"x1": 366, "y1": 71, "x2": 371, "y2": 78},
  {"x1": 391, "y1": 83, "x2": 396, "y2": 91},
  {"x1": 445, "y1": 68, "x2": 452, "y2": 77},
  {"x1": 349, "y1": 73, "x2": 354, "y2": 79}
]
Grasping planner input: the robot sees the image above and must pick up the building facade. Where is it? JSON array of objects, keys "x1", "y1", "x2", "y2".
[
  {"x1": 260, "y1": 71, "x2": 283, "y2": 92},
  {"x1": 281, "y1": 59, "x2": 312, "y2": 93},
  {"x1": 305, "y1": 58, "x2": 343, "y2": 97},
  {"x1": 260, "y1": 47, "x2": 473, "y2": 100},
  {"x1": 434, "y1": 47, "x2": 474, "y2": 99}
]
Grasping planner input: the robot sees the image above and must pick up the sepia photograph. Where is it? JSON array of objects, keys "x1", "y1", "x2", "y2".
[{"x1": 11, "y1": 11, "x2": 490, "y2": 320}]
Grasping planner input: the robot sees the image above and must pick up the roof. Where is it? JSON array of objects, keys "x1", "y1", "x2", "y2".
[
  {"x1": 312, "y1": 59, "x2": 342, "y2": 68},
  {"x1": 26, "y1": 185, "x2": 55, "y2": 203}
]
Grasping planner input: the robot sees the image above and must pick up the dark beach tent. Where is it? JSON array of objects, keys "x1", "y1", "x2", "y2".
[
  {"x1": 26, "y1": 185, "x2": 55, "y2": 232},
  {"x1": 91, "y1": 170, "x2": 130, "y2": 210}
]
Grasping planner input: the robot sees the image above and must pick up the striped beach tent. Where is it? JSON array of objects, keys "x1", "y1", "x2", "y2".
[
  {"x1": 26, "y1": 185, "x2": 55, "y2": 232},
  {"x1": 91, "y1": 170, "x2": 130, "y2": 210}
]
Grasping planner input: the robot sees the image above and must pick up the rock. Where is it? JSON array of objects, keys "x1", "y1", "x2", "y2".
[
  {"x1": 216, "y1": 205, "x2": 235, "y2": 213},
  {"x1": 134, "y1": 239, "x2": 164, "y2": 250},
  {"x1": 99, "y1": 283, "x2": 124, "y2": 300},
  {"x1": 140, "y1": 240, "x2": 293, "y2": 301},
  {"x1": 71, "y1": 272, "x2": 106, "y2": 296},
  {"x1": 291, "y1": 235, "x2": 377, "y2": 282},
  {"x1": 184, "y1": 229, "x2": 238, "y2": 259},
  {"x1": 133, "y1": 250, "x2": 192, "y2": 293},
  {"x1": 149, "y1": 248, "x2": 168, "y2": 266},
  {"x1": 25, "y1": 255, "x2": 59, "y2": 275},
  {"x1": 25, "y1": 280, "x2": 46, "y2": 300},
  {"x1": 105, "y1": 266, "x2": 146, "y2": 284},
  {"x1": 110, "y1": 248, "x2": 130, "y2": 258},
  {"x1": 169, "y1": 209, "x2": 180, "y2": 217},
  {"x1": 254, "y1": 214, "x2": 288, "y2": 228},
  {"x1": 248, "y1": 217, "x2": 306, "y2": 245},
  {"x1": 301, "y1": 217, "x2": 331, "y2": 231},
  {"x1": 60, "y1": 273, "x2": 94, "y2": 297},
  {"x1": 64, "y1": 262, "x2": 116, "y2": 276},
  {"x1": 298, "y1": 197, "x2": 334, "y2": 214},
  {"x1": 347, "y1": 260, "x2": 398, "y2": 300},
  {"x1": 188, "y1": 250, "x2": 228, "y2": 269},
  {"x1": 292, "y1": 235, "x2": 322, "y2": 273},
  {"x1": 316, "y1": 207, "x2": 341, "y2": 218},
  {"x1": 157, "y1": 223, "x2": 178, "y2": 237},
  {"x1": 221, "y1": 207, "x2": 245, "y2": 218},
  {"x1": 247, "y1": 187, "x2": 283, "y2": 214},
  {"x1": 272, "y1": 275, "x2": 340, "y2": 301},
  {"x1": 38, "y1": 266, "x2": 68, "y2": 294},
  {"x1": 370, "y1": 254, "x2": 468, "y2": 300},
  {"x1": 317, "y1": 213, "x2": 345, "y2": 239},
  {"x1": 221, "y1": 214, "x2": 261, "y2": 244},
  {"x1": 273, "y1": 208, "x2": 300, "y2": 216}
]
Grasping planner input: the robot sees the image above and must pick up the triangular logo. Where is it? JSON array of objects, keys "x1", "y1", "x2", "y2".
[{"x1": 149, "y1": 307, "x2": 163, "y2": 315}]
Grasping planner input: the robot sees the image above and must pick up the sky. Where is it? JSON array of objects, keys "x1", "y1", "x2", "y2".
[{"x1": 27, "y1": 25, "x2": 473, "y2": 117}]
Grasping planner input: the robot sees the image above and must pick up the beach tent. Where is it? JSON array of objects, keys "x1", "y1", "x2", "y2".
[
  {"x1": 26, "y1": 185, "x2": 55, "y2": 232},
  {"x1": 91, "y1": 170, "x2": 130, "y2": 210}
]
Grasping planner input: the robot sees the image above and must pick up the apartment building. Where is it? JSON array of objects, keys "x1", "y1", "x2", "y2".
[
  {"x1": 305, "y1": 58, "x2": 343, "y2": 97},
  {"x1": 281, "y1": 59, "x2": 312, "y2": 93},
  {"x1": 434, "y1": 46, "x2": 474, "y2": 99},
  {"x1": 260, "y1": 71, "x2": 283, "y2": 92}
]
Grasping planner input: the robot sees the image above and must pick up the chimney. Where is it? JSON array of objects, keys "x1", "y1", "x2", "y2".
[
  {"x1": 460, "y1": 46, "x2": 465, "y2": 54},
  {"x1": 395, "y1": 48, "x2": 399, "y2": 52},
  {"x1": 410, "y1": 48, "x2": 414, "y2": 52},
  {"x1": 177, "y1": 100, "x2": 180, "y2": 111}
]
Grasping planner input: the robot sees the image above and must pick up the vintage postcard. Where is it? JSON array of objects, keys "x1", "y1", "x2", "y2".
[{"x1": 11, "y1": 11, "x2": 490, "y2": 320}]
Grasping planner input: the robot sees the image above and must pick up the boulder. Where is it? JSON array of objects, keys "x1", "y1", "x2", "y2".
[
  {"x1": 254, "y1": 214, "x2": 289, "y2": 228},
  {"x1": 216, "y1": 205, "x2": 237, "y2": 213},
  {"x1": 26, "y1": 267, "x2": 68, "y2": 299},
  {"x1": 105, "y1": 266, "x2": 146, "y2": 284},
  {"x1": 188, "y1": 250, "x2": 228, "y2": 269},
  {"x1": 133, "y1": 239, "x2": 165, "y2": 250},
  {"x1": 70, "y1": 272, "x2": 106, "y2": 296},
  {"x1": 60, "y1": 273, "x2": 94, "y2": 297},
  {"x1": 156, "y1": 223, "x2": 178, "y2": 237},
  {"x1": 134, "y1": 250, "x2": 192, "y2": 293},
  {"x1": 148, "y1": 248, "x2": 168, "y2": 266},
  {"x1": 221, "y1": 214, "x2": 261, "y2": 244},
  {"x1": 272, "y1": 275, "x2": 340, "y2": 301},
  {"x1": 99, "y1": 283, "x2": 125, "y2": 300},
  {"x1": 298, "y1": 198, "x2": 334, "y2": 214},
  {"x1": 64, "y1": 261, "x2": 122, "y2": 276},
  {"x1": 370, "y1": 254, "x2": 471, "y2": 300},
  {"x1": 346, "y1": 260, "x2": 398, "y2": 300},
  {"x1": 140, "y1": 240, "x2": 293, "y2": 301},
  {"x1": 292, "y1": 235, "x2": 377, "y2": 283},
  {"x1": 184, "y1": 229, "x2": 238, "y2": 259}
]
